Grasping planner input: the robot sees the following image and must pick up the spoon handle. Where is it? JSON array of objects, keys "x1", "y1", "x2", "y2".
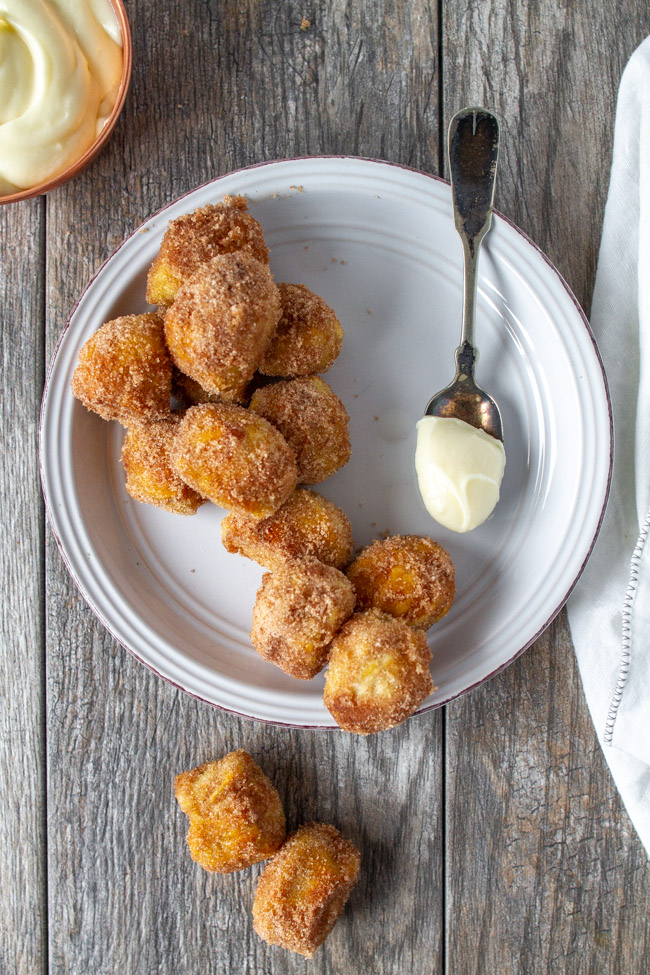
[{"x1": 448, "y1": 108, "x2": 500, "y2": 352}]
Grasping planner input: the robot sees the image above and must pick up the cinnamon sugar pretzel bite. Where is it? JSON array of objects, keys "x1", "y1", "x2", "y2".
[{"x1": 146, "y1": 195, "x2": 269, "y2": 307}]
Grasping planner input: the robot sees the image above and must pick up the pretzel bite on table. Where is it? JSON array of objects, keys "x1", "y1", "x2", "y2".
[
  {"x1": 121, "y1": 415, "x2": 204, "y2": 515},
  {"x1": 164, "y1": 251, "x2": 281, "y2": 402},
  {"x1": 175, "y1": 750, "x2": 286, "y2": 873},
  {"x1": 260, "y1": 283, "x2": 344, "y2": 377},
  {"x1": 70, "y1": 313, "x2": 171, "y2": 424},
  {"x1": 347, "y1": 534, "x2": 455, "y2": 629},
  {"x1": 146, "y1": 195, "x2": 269, "y2": 307},
  {"x1": 221, "y1": 488, "x2": 354, "y2": 571},
  {"x1": 323, "y1": 609, "x2": 435, "y2": 734},
  {"x1": 250, "y1": 376, "x2": 351, "y2": 484},
  {"x1": 171, "y1": 403, "x2": 297, "y2": 519},
  {"x1": 253, "y1": 822, "x2": 361, "y2": 957},
  {"x1": 251, "y1": 559, "x2": 356, "y2": 679}
]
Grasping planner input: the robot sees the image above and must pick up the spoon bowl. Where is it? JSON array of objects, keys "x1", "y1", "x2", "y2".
[{"x1": 425, "y1": 341, "x2": 503, "y2": 441}]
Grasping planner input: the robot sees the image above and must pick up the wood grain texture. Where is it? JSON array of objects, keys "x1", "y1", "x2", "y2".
[
  {"x1": 446, "y1": 619, "x2": 650, "y2": 975},
  {"x1": 3, "y1": 0, "x2": 649, "y2": 973},
  {"x1": 443, "y1": 4, "x2": 650, "y2": 973},
  {"x1": 0, "y1": 198, "x2": 47, "y2": 975},
  {"x1": 43, "y1": 2, "x2": 443, "y2": 973},
  {"x1": 443, "y1": 0, "x2": 650, "y2": 313}
]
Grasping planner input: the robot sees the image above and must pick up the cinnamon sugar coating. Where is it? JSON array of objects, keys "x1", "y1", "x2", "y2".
[
  {"x1": 70, "y1": 313, "x2": 171, "y2": 425},
  {"x1": 250, "y1": 376, "x2": 351, "y2": 484},
  {"x1": 323, "y1": 609, "x2": 435, "y2": 734},
  {"x1": 260, "y1": 283, "x2": 343, "y2": 377},
  {"x1": 221, "y1": 488, "x2": 354, "y2": 571},
  {"x1": 171, "y1": 365, "x2": 258, "y2": 408},
  {"x1": 174, "y1": 750, "x2": 286, "y2": 874},
  {"x1": 347, "y1": 534, "x2": 455, "y2": 629},
  {"x1": 146, "y1": 195, "x2": 269, "y2": 307},
  {"x1": 164, "y1": 252, "x2": 281, "y2": 402},
  {"x1": 121, "y1": 416, "x2": 204, "y2": 515},
  {"x1": 171, "y1": 366, "x2": 222, "y2": 407},
  {"x1": 170, "y1": 403, "x2": 297, "y2": 519},
  {"x1": 251, "y1": 559, "x2": 356, "y2": 679},
  {"x1": 252, "y1": 822, "x2": 360, "y2": 957}
]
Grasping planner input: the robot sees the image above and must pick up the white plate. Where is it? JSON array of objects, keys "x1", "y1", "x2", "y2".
[{"x1": 40, "y1": 157, "x2": 612, "y2": 727}]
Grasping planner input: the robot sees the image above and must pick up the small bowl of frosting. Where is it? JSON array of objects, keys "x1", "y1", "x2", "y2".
[{"x1": 0, "y1": 0, "x2": 132, "y2": 204}]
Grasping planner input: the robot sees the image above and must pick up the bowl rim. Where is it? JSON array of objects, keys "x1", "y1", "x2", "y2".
[{"x1": 0, "y1": 0, "x2": 133, "y2": 206}]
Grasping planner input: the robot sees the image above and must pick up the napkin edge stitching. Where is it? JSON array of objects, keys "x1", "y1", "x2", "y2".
[{"x1": 604, "y1": 508, "x2": 650, "y2": 744}]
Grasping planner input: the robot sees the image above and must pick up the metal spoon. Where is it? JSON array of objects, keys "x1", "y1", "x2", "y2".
[{"x1": 424, "y1": 107, "x2": 503, "y2": 442}]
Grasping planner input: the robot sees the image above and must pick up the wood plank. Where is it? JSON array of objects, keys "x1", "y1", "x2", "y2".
[
  {"x1": 0, "y1": 198, "x2": 47, "y2": 974},
  {"x1": 44, "y1": 1, "x2": 444, "y2": 972},
  {"x1": 443, "y1": 4, "x2": 650, "y2": 972}
]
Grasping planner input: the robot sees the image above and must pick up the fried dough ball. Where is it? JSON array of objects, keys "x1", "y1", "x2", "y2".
[
  {"x1": 323, "y1": 609, "x2": 434, "y2": 734},
  {"x1": 171, "y1": 366, "x2": 222, "y2": 407},
  {"x1": 251, "y1": 559, "x2": 356, "y2": 679},
  {"x1": 250, "y1": 376, "x2": 351, "y2": 484},
  {"x1": 70, "y1": 313, "x2": 171, "y2": 424},
  {"x1": 221, "y1": 488, "x2": 354, "y2": 571},
  {"x1": 121, "y1": 416, "x2": 204, "y2": 515},
  {"x1": 171, "y1": 403, "x2": 297, "y2": 519},
  {"x1": 164, "y1": 252, "x2": 281, "y2": 402},
  {"x1": 260, "y1": 283, "x2": 343, "y2": 377},
  {"x1": 253, "y1": 822, "x2": 361, "y2": 957},
  {"x1": 171, "y1": 366, "x2": 258, "y2": 408},
  {"x1": 175, "y1": 750, "x2": 286, "y2": 874},
  {"x1": 146, "y1": 195, "x2": 269, "y2": 307},
  {"x1": 347, "y1": 534, "x2": 455, "y2": 629}
]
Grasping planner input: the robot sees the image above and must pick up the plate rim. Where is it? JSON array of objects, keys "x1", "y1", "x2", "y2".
[{"x1": 39, "y1": 154, "x2": 614, "y2": 728}]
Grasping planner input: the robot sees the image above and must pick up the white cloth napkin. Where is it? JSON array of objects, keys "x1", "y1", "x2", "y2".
[{"x1": 567, "y1": 35, "x2": 650, "y2": 854}]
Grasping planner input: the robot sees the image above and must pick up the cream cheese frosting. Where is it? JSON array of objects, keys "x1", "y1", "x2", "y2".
[
  {"x1": 0, "y1": 0, "x2": 122, "y2": 194},
  {"x1": 415, "y1": 415, "x2": 506, "y2": 533}
]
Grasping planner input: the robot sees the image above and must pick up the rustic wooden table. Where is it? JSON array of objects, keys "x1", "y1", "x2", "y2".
[{"x1": 3, "y1": 2, "x2": 650, "y2": 972}]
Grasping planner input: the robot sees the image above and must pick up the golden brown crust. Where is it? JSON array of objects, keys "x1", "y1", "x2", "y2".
[
  {"x1": 170, "y1": 403, "x2": 297, "y2": 519},
  {"x1": 249, "y1": 376, "x2": 351, "y2": 484},
  {"x1": 323, "y1": 609, "x2": 435, "y2": 734},
  {"x1": 260, "y1": 283, "x2": 343, "y2": 377},
  {"x1": 146, "y1": 195, "x2": 269, "y2": 306},
  {"x1": 250, "y1": 559, "x2": 356, "y2": 679},
  {"x1": 347, "y1": 534, "x2": 455, "y2": 628},
  {"x1": 164, "y1": 252, "x2": 281, "y2": 401},
  {"x1": 171, "y1": 365, "x2": 257, "y2": 408},
  {"x1": 121, "y1": 415, "x2": 204, "y2": 515},
  {"x1": 171, "y1": 366, "x2": 222, "y2": 406},
  {"x1": 221, "y1": 488, "x2": 354, "y2": 571},
  {"x1": 175, "y1": 750, "x2": 286, "y2": 873},
  {"x1": 252, "y1": 822, "x2": 361, "y2": 957},
  {"x1": 70, "y1": 313, "x2": 171, "y2": 425}
]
